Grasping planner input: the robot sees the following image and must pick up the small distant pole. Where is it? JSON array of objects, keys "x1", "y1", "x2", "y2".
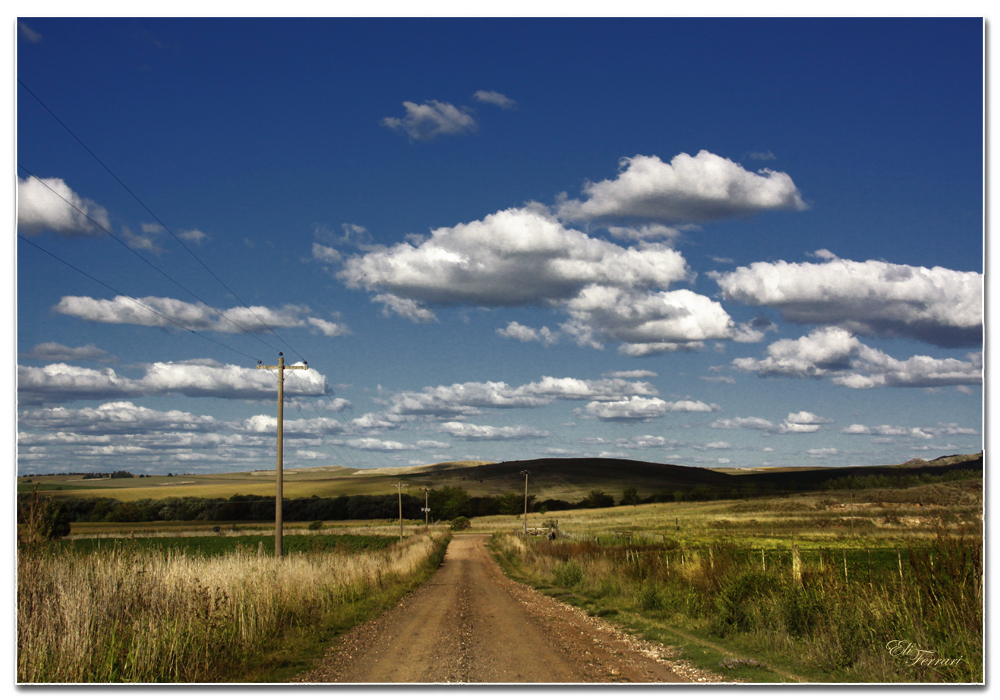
[
  {"x1": 520, "y1": 470, "x2": 530, "y2": 535},
  {"x1": 850, "y1": 490, "x2": 855, "y2": 538},
  {"x1": 393, "y1": 482, "x2": 408, "y2": 541},
  {"x1": 257, "y1": 353, "x2": 309, "y2": 558},
  {"x1": 420, "y1": 487, "x2": 432, "y2": 526}
]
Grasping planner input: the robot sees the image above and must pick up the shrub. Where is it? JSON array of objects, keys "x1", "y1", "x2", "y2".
[
  {"x1": 307, "y1": 520, "x2": 324, "y2": 531},
  {"x1": 552, "y1": 560, "x2": 584, "y2": 588},
  {"x1": 18, "y1": 490, "x2": 71, "y2": 544},
  {"x1": 780, "y1": 585, "x2": 825, "y2": 638},
  {"x1": 39, "y1": 502, "x2": 72, "y2": 540},
  {"x1": 712, "y1": 570, "x2": 781, "y2": 636},
  {"x1": 450, "y1": 516, "x2": 471, "y2": 531},
  {"x1": 637, "y1": 581, "x2": 662, "y2": 611}
]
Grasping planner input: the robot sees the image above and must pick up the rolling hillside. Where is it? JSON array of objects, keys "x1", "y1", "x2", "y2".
[{"x1": 18, "y1": 453, "x2": 982, "y2": 504}]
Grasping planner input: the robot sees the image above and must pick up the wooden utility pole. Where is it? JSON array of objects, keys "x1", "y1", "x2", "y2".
[
  {"x1": 393, "y1": 482, "x2": 408, "y2": 541},
  {"x1": 420, "y1": 487, "x2": 432, "y2": 526},
  {"x1": 257, "y1": 353, "x2": 309, "y2": 557},
  {"x1": 520, "y1": 470, "x2": 530, "y2": 535}
]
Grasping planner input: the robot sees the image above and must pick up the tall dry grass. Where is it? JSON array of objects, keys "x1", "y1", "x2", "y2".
[{"x1": 18, "y1": 531, "x2": 448, "y2": 683}]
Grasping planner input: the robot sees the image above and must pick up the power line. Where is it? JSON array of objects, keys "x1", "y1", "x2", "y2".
[
  {"x1": 17, "y1": 165, "x2": 283, "y2": 355},
  {"x1": 18, "y1": 78, "x2": 306, "y2": 360},
  {"x1": 18, "y1": 234, "x2": 261, "y2": 363},
  {"x1": 17, "y1": 79, "x2": 347, "y2": 480}
]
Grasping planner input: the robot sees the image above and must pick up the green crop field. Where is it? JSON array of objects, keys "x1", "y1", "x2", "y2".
[{"x1": 56, "y1": 533, "x2": 396, "y2": 557}]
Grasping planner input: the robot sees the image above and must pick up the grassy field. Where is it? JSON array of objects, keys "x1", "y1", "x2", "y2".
[
  {"x1": 59, "y1": 533, "x2": 398, "y2": 557},
  {"x1": 468, "y1": 477, "x2": 982, "y2": 546},
  {"x1": 485, "y1": 481, "x2": 983, "y2": 684},
  {"x1": 17, "y1": 461, "x2": 496, "y2": 501},
  {"x1": 65, "y1": 518, "x2": 420, "y2": 537},
  {"x1": 18, "y1": 526, "x2": 451, "y2": 683},
  {"x1": 19, "y1": 453, "x2": 980, "y2": 505},
  {"x1": 17, "y1": 455, "x2": 982, "y2": 684}
]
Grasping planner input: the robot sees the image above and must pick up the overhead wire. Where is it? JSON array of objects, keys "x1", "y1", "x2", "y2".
[
  {"x1": 18, "y1": 165, "x2": 283, "y2": 355},
  {"x1": 19, "y1": 172, "x2": 367, "y2": 469},
  {"x1": 18, "y1": 80, "x2": 376, "y2": 471},
  {"x1": 18, "y1": 235, "x2": 261, "y2": 363},
  {"x1": 18, "y1": 78, "x2": 307, "y2": 360}
]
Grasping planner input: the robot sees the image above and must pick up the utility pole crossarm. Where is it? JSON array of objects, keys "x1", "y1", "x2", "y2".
[
  {"x1": 255, "y1": 353, "x2": 311, "y2": 558},
  {"x1": 420, "y1": 487, "x2": 432, "y2": 526}
]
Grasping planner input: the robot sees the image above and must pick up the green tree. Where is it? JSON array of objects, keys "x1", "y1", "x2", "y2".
[
  {"x1": 620, "y1": 486, "x2": 640, "y2": 506},
  {"x1": 429, "y1": 486, "x2": 472, "y2": 520},
  {"x1": 39, "y1": 501, "x2": 72, "y2": 539},
  {"x1": 581, "y1": 489, "x2": 615, "y2": 509},
  {"x1": 18, "y1": 490, "x2": 71, "y2": 543}
]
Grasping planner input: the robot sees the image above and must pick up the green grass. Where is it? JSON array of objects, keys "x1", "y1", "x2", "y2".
[
  {"x1": 57, "y1": 533, "x2": 396, "y2": 557},
  {"x1": 490, "y1": 524, "x2": 982, "y2": 684}
]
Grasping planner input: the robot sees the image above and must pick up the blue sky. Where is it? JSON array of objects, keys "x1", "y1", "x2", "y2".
[{"x1": 13, "y1": 17, "x2": 984, "y2": 475}]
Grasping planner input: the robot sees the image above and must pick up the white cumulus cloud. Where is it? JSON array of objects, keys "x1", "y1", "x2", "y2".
[
  {"x1": 376, "y1": 375, "x2": 659, "y2": 420},
  {"x1": 18, "y1": 360, "x2": 330, "y2": 405},
  {"x1": 438, "y1": 422, "x2": 549, "y2": 440},
  {"x1": 339, "y1": 206, "x2": 689, "y2": 307},
  {"x1": 561, "y1": 286, "x2": 735, "y2": 352},
  {"x1": 556, "y1": 151, "x2": 807, "y2": 224},
  {"x1": 711, "y1": 412, "x2": 828, "y2": 435},
  {"x1": 53, "y1": 295, "x2": 344, "y2": 336},
  {"x1": 732, "y1": 327, "x2": 982, "y2": 389},
  {"x1": 715, "y1": 257, "x2": 983, "y2": 347},
  {"x1": 18, "y1": 176, "x2": 111, "y2": 235},
  {"x1": 581, "y1": 396, "x2": 718, "y2": 423},
  {"x1": 496, "y1": 321, "x2": 559, "y2": 346}
]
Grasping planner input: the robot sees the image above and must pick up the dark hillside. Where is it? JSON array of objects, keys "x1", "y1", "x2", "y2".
[
  {"x1": 735, "y1": 454, "x2": 982, "y2": 493},
  {"x1": 405, "y1": 457, "x2": 738, "y2": 500},
  {"x1": 402, "y1": 454, "x2": 982, "y2": 501}
]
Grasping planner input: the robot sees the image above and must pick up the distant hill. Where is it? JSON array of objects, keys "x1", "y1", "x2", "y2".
[
  {"x1": 374, "y1": 453, "x2": 983, "y2": 500},
  {"x1": 731, "y1": 453, "x2": 982, "y2": 492},
  {"x1": 20, "y1": 453, "x2": 981, "y2": 503}
]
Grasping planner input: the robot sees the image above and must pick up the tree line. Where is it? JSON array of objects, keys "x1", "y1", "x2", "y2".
[
  {"x1": 24, "y1": 470, "x2": 979, "y2": 531},
  {"x1": 15, "y1": 486, "x2": 661, "y2": 528}
]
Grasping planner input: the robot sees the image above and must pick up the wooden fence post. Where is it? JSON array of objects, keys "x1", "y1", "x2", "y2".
[
  {"x1": 792, "y1": 544, "x2": 802, "y2": 586},
  {"x1": 843, "y1": 548, "x2": 848, "y2": 585}
]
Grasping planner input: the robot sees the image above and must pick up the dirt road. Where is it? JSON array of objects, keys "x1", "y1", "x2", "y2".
[{"x1": 294, "y1": 533, "x2": 709, "y2": 684}]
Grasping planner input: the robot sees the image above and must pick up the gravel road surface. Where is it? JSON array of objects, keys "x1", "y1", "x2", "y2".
[{"x1": 294, "y1": 533, "x2": 714, "y2": 684}]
